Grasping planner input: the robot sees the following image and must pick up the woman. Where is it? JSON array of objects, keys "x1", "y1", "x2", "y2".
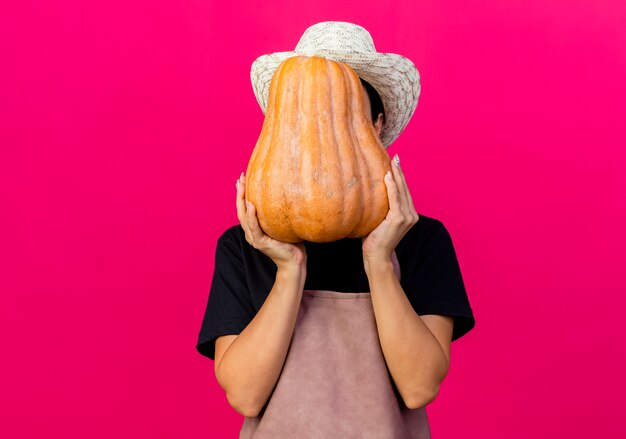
[{"x1": 196, "y1": 21, "x2": 476, "y2": 438}]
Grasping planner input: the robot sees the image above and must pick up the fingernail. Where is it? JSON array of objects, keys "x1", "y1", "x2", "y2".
[
  {"x1": 240, "y1": 171, "x2": 245, "y2": 179},
  {"x1": 245, "y1": 200, "x2": 251, "y2": 208},
  {"x1": 236, "y1": 179, "x2": 239, "y2": 189},
  {"x1": 385, "y1": 170, "x2": 392, "y2": 180},
  {"x1": 393, "y1": 153, "x2": 401, "y2": 168}
]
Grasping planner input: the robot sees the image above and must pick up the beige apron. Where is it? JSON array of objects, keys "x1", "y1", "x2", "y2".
[{"x1": 240, "y1": 255, "x2": 431, "y2": 438}]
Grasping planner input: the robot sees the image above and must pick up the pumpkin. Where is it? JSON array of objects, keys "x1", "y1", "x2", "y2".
[{"x1": 245, "y1": 55, "x2": 392, "y2": 243}]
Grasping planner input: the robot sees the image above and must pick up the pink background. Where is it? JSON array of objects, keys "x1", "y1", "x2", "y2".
[{"x1": 1, "y1": 1, "x2": 625, "y2": 438}]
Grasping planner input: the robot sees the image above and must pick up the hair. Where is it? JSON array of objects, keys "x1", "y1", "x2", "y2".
[{"x1": 359, "y1": 77, "x2": 385, "y2": 126}]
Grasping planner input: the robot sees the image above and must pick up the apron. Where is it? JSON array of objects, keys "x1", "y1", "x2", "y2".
[{"x1": 240, "y1": 254, "x2": 431, "y2": 438}]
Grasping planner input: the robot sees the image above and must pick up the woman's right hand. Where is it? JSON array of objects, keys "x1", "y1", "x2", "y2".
[{"x1": 236, "y1": 172, "x2": 307, "y2": 270}]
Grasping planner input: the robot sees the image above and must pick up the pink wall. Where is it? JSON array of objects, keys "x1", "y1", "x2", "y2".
[{"x1": 1, "y1": 1, "x2": 625, "y2": 437}]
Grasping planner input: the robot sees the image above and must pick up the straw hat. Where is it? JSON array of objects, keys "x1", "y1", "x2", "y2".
[{"x1": 250, "y1": 21, "x2": 421, "y2": 148}]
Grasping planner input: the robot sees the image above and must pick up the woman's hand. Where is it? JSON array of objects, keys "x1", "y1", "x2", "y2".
[
  {"x1": 236, "y1": 172, "x2": 307, "y2": 270},
  {"x1": 362, "y1": 154, "x2": 420, "y2": 264}
]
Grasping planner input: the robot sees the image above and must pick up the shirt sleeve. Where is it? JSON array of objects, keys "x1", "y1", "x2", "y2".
[
  {"x1": 400, "y1": 220, "x2": 476, "y2": 342},
  {"x1": 196, "y1": 227, "x2": 256, "y2": 360}
]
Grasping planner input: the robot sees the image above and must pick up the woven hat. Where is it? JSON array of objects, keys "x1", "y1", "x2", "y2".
[{"x1": 250, "y1": 21, "x2": 421, "y2": 148}]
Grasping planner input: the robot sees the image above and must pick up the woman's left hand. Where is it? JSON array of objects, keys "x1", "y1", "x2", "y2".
[{"x1": 362, "y1": 154, "x2": 420, "y2": 264}]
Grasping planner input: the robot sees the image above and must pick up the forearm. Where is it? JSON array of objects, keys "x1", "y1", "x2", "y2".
[
  {"x1": 216, "y1": 264, "x2": 307, "y2": 417},
  {"x1": 365, "y1": 258, "x2": 448, "y2": 409}
]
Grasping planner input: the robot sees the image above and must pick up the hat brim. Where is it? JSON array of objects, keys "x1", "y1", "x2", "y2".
[{"x1": 250, "y1": 49, "x2": 421, "y2": 148}]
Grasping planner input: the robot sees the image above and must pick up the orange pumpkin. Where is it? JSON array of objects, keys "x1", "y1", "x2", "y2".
[{"x1": 245, "y1": 55, "x2": 391, "y2": 243}]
